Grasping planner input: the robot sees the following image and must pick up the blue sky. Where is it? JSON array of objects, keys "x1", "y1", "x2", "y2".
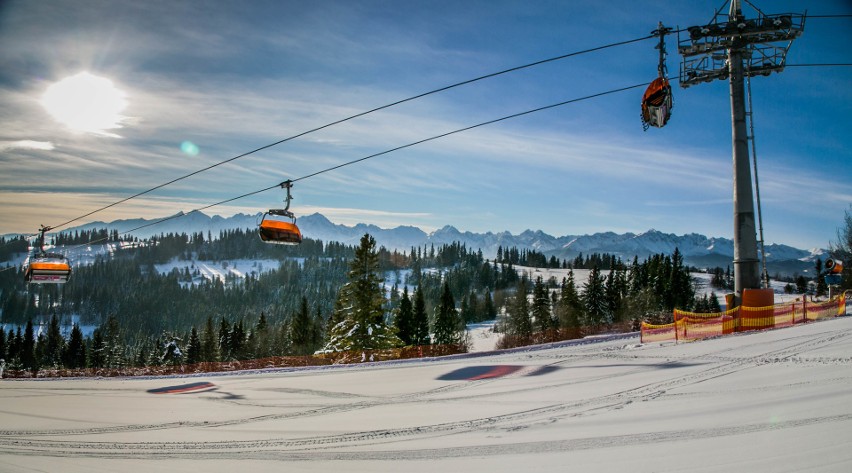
[{"x1": 0, "y1": 0, "x2": 849, "y2": 250}]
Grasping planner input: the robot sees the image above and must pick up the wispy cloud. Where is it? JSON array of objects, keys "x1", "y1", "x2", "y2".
[{"x1": 0, "y1": 140, "x2": 54, "y2": 151}]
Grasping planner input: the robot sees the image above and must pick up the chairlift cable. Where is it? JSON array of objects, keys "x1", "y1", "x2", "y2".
[{"x1": 45, "y1": 34, "x2": 656, "y2": 232}]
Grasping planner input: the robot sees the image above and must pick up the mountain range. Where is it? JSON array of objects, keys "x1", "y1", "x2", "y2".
[{"x1": 54, "y1": 211, "x2": 825, "y2": 276}]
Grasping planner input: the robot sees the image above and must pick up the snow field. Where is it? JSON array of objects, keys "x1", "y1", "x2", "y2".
[{"x1": 2, "y1": 315, "x2": 851, "y2": 472}]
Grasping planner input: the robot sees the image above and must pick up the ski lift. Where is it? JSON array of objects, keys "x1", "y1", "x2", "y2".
[
  {"x1": 24, "y1": 225, "x2": 71, "y2": 284},
  {"x1": 641, "y1": 23, "x2": 674, "y2": 131},
  {"x1": 258, "y1": 180, "x2": 302, "y2": 245}
]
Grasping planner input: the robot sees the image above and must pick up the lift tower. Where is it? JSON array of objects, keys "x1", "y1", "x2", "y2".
[{"x1": 677, "y1": 0, "x2": 804, "y2": 305}]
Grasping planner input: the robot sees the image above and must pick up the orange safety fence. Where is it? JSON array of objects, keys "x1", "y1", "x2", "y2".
[
  {"x1": 640, "y1": 321, "x2": 677, "y2": 343},
  {"x1": 674, "y1": 307, "x2": 739, "y2": 342},
  {"x1": 642, "y1": 294, "x2": 847, "y2": 344}
]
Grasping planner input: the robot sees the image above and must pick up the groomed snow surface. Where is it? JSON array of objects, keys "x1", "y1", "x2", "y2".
[{"x1": 2, "y1": 315, "x2": 852, "y2": 472}]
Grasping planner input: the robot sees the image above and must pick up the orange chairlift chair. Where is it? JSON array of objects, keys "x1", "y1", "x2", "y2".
[
  {"x1": 24, "y1": 225, "x2": 71, "y2": 284},
  {"x1": 641, "y1": 23, "x2": 674, "y2": 131},
  {"x1": 258, "y1": 180, "x2": 302, "y2": 245}
]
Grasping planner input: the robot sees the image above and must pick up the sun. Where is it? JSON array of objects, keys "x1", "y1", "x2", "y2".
[{"x1": 41, "y1": 72, "x2": 128, "y2": 136}]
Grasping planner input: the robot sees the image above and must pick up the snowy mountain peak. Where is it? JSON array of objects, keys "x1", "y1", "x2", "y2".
[{"x1": 53, "y1": 212, "x2": 825, "y2": 275}]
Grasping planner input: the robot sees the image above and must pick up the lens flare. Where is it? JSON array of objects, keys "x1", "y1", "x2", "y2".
[{"x1": 181, "y1": 141, "x2": 200, "y2": 156}]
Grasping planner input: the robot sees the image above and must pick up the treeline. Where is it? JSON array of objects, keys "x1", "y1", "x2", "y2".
[
  {"x1": 498, "y1": 249, "x2": 707, "y2": 348},
  {"x1": 496, "y1": 245, "x2": 625, "y2": 270},
  {"x1": 0, "y1": 227, "x2": 708, "y2": 376}
]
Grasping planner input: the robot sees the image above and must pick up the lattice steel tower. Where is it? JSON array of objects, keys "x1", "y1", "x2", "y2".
[{"x1": 677, "y1": 0, "x2": 804, "y2": 304}]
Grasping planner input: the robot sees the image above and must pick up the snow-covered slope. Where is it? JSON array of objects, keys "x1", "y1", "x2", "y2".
[{"x1": 2, "y1": 315, "x2": 850, "y2": 472}]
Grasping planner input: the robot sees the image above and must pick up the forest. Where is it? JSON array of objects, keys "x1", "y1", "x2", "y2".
[{"x1": 0, "y1": 227, "x2": 708, "y2": 376}]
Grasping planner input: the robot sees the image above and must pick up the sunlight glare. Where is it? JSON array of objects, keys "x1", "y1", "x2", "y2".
[{"x1": 41, "y1": 72, "x2": 128, "y2": 136}]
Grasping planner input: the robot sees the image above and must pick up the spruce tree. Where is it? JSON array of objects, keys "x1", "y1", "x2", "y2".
[
  {"x1": 64, "y1": 324, "x2": 87, "y2": 369},
  {"x1": 483, "y1": 290, "x2": 497, "y2": 321},
  {"x1": 532, "y1": 276, "x2": 554, "y2": 336},
  {"x1": 218, "y1": 318, "x2": 231, "y2": 360},
  {"x1": 44, "y1": 313, "x2": 64, "y2": 368},
  {"x1": 394, "y1": 286, "x2": 415, "y2": 345},
  {"x1": 322, "y1": 234, "x2": 402, "y2": 353},
  {"x1": 22, "y1": 320, "x2": 37, "y2": 374},
  {"x1": 185, "y1": 327, "x2": 201, "y2": 365},
  {"x1": 201, "y1": 316, "x2": 218, "y2": 362},
  {"x1": 509, "y1": 278, "x2": 532, "y2": 342},
  {"x1": 433, "y1": 281, "x2": 463, "y2": 347},
  {"x1": 411, "y1": 287, "x2": 431, "y2": 346},
  {"x1": 291, "y1": 296, "x2": 314, "y2": 355},
  {"x1": 583, "y1": 266, "x2": 609, "y2": 329},
  {"x1": 558, "y1": 273, "x2": 583, "y2": 339}
]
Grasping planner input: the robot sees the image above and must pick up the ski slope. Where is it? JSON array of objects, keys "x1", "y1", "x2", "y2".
[{"x1": 2, "y1": 316, "x2": 851, "y2": 472}]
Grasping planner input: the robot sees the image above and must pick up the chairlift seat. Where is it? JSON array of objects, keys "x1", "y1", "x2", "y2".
[
  {"x1": 259, "y1": 213, "x2": 302, "y2": 245},
  {"x1": 25, "y1": 254, "x2": 71, "y2": 284},
  {"x1": 641, "y1": 77, "x2": 673, "y2": 128}
]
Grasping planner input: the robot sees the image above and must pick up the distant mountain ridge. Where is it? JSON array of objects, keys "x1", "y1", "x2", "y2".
[{"x1": 55, "y1": 211, "x2": 825, "y2": 274}]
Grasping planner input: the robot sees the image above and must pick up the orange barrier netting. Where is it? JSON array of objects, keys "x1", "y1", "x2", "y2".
[
  {"x1": 674, "y1": 307, "x2": 739, "y2": 342},
  {"x1": 642, "y1": 294, "x2": 847, "y2": 344},
  {"x1": 640, "y1": 321, "x2": 678, "y2": 343}
]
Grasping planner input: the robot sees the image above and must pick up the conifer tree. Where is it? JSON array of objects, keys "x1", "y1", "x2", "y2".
[
  {"x1": 185, "y1": 327, "x2": 201, "y2": 365},
  {"x1": 394, "y1": 286, "x2": 414, "y2": 345},
  {"x1": 411, "y1": 287, "x2": 431, "y2": 345},
  {"x1": 22, "y1": 320, "x2": 36, "y2": 374},
  {"x1": 483, "y1": 290, "x2": 497, "y2": 321},
  {"x1": 291, "y1": 296, "x2": 314, "y2": 355},
  {"x1": 433, "y1": 281, "x2": 463, "y2": 347},
  {"x1": 41, "y1": 313, "x2": 64, "y2": 368},
  {"x1": 64, "y1": 324, "x2": 87, "y2": 369},
  {"x1": 201, "y1": 316, "x2": 218, "y2": 362},
  {"x1": 508, "y1": 278, "x2": 532, "y2": 342},
  {"x1": 322, "y1": 234, "x2": 402, "y2": 353},
  {"x1": 532, "y1": 277, "x2": 554, "y2": 336},
  {"x1": 558, "y1": 272, "x2": 583, "y2": 338},
  {"x1": 583, "y1": 266, "x2": 609, "y2": 329},
  {"x1": 218, "y1": 318, "x2": 231, "y2": 360}
]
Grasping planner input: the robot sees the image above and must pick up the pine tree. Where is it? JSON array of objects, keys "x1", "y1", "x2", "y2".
[
  {"x1": 102, "y1": 315, "x2": 124, "y2": 368},
  {"x1": 201, "y1": 316, "x2": 218, "y2": 362},
  {"x1": 583, "y1": 266, "x2": 609, "y2": 329},
  {"x1": 185, "y1": 327, "x2": 201, "y2": 365},
  {"x1": 508, "y1": 278, "x2": 532, "y2": 341},
  {"x1": 89, "y1": 329, "x2": 105, "y2": 368},
  {"x1": 43, "y1": 313, "x2": 64, "y2": 368},
  {"x1": 483, "y1": 290, "x2": 497, "y2": 321},
  {"x1": 394, "y1": 286, "x2": 415, "y2": 345},
  {"x1": 291, "y1": 296, "x2": 314, "y2": 355},
  {"x1": 532, "y1": 277, "x2": 554, "y2": 337},
  {"x1": 411, "y1": 287, "x2": 431, "y2": 346},
  {"x1": 433, "y1": 281, "x2": 463, "y2": 347},
  {"x1": 63, "y1": 324, "x2": 87, "y2": 369},
  {"x1": 322, "y1": 234, "x2": 402, "y2": 353},
  {"x1": 218, "y1": 318, "x2": 231, "y2": 360},
  {"x1": 558, "y1": 273, "x2": 583, "y2": 339},
  {"x1": 22, "y1": 320, "x2": 37, "y2": 374}
]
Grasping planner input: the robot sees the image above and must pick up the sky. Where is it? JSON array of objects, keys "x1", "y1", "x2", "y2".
[{"x1": 0, "y1": 0, "x2": 850, "y2": 251}]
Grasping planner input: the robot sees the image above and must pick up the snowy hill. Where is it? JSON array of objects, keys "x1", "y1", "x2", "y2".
[
  {"x1": 2, "y1": 316, "x2": 851, "y2": 471},
  {"x1": 48, "y1": 211, "x2": 826, "y2": 275}
]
